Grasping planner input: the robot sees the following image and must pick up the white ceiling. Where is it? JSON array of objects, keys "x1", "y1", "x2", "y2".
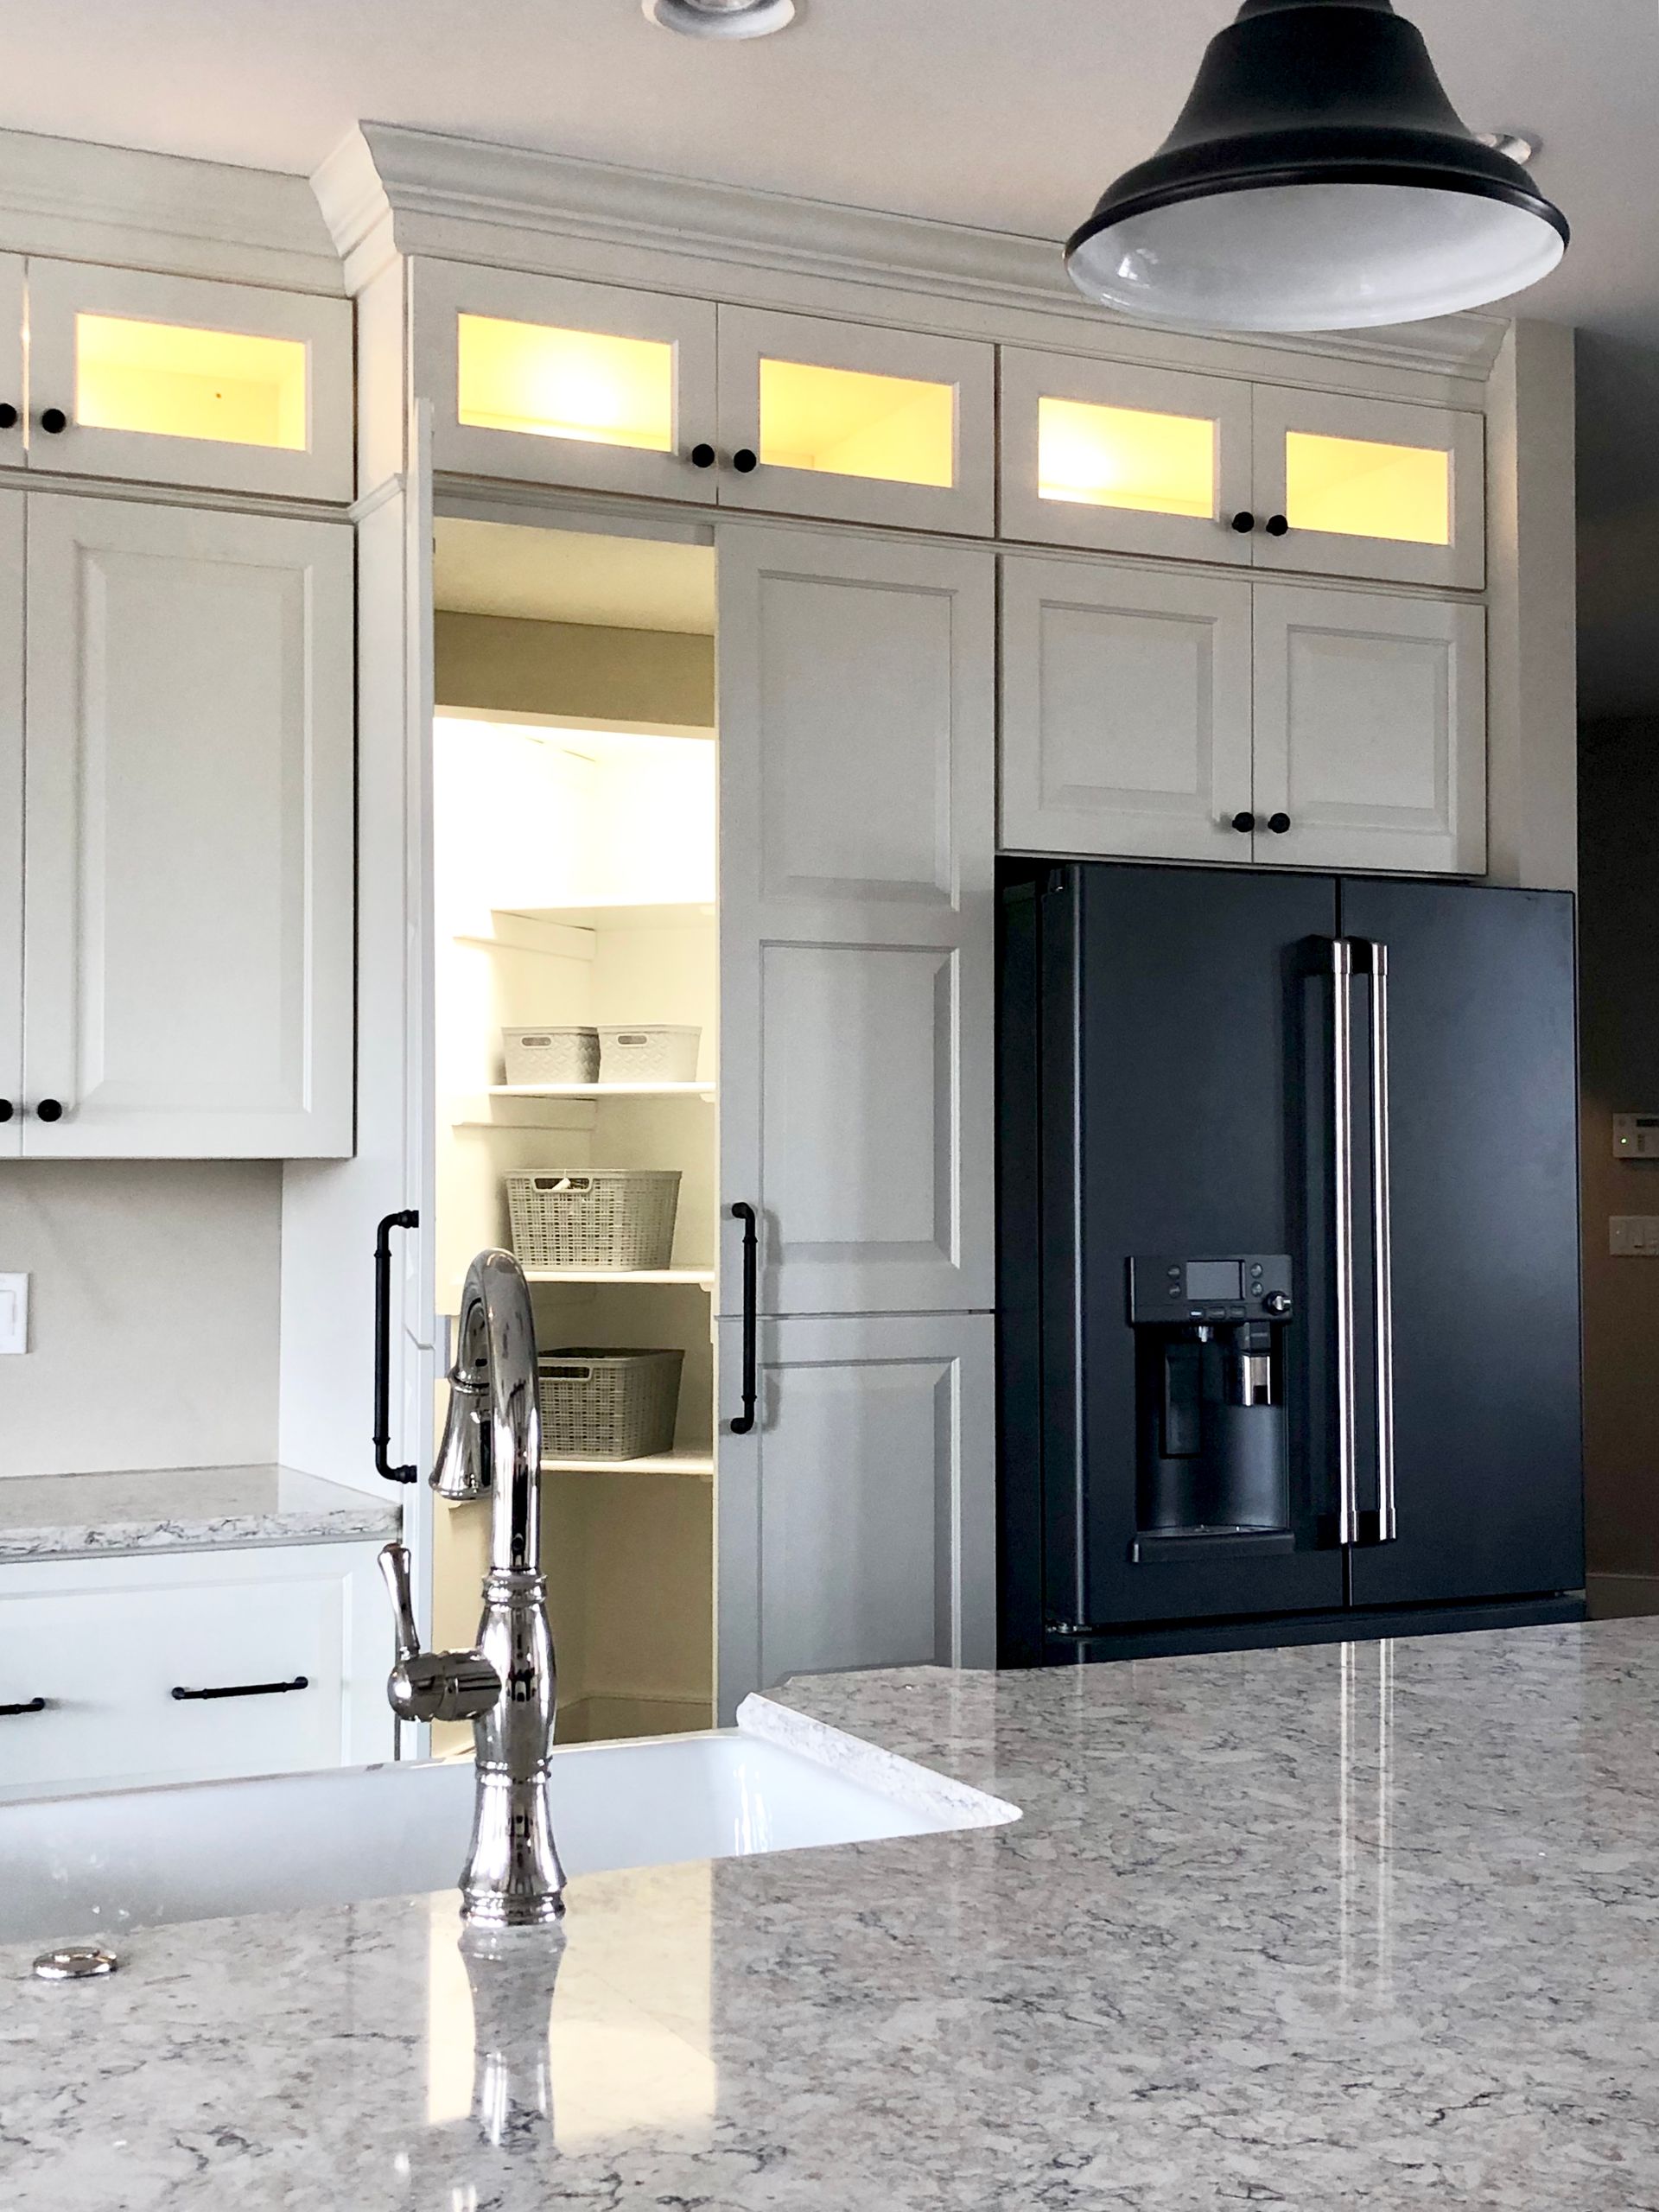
[{"x1": 0, "y1": 0, "x2": 1650, "y2": 705}]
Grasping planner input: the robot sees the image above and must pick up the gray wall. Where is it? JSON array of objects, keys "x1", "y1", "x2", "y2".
[
  {"x1": 435, "y1": 612, "x2": 715, "y2": 727},
  {"x1": 0, "y1": 1160, "x2": 281, "y2": 1478},
  {"x1": 1579, "y1": 717, "x2": 1659, "y2": 1600}
]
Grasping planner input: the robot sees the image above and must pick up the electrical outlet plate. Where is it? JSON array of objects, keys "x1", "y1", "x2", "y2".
[
  {"x1": 1614, "y1": 1116, "x2": 1659, "y2": 1160},
  {"x1": 1610, "y1": 1217, "x2": 1659, "y2": 1257},
  {"x1": 0, "y1": 1273, "x2": 27, "y2": 1354}
]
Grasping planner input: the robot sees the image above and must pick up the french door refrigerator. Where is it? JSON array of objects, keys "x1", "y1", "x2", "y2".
[{"x1": 998, "y1": 861, "x2": 1584, "y2": 1667}]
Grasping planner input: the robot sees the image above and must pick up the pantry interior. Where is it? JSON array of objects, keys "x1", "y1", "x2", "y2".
[{"x1": 428, "y1": 514, "x2": 719, "y2": 1746}]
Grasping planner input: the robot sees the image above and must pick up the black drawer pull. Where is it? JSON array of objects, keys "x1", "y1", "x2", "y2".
[
  {"x1": 170, "y1": 1675, "x2": 309, "y2": 1702},
  {"x1": 0, "y1": 1696, "x2": 46, "y2": 1717}
]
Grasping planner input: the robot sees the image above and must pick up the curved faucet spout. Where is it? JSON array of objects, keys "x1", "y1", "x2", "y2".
[{"x1": 434, "y1": 1247, "x2": 543, "y2": 1577}]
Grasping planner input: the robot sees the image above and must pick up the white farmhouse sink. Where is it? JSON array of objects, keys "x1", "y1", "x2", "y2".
[{"x1": 0, "y1": 1723, "x2": 1011, "y2": 1947}]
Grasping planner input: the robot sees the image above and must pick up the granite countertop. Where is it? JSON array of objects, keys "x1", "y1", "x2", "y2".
[
  {"x1": 0, "y1": 1464, "x2": 402, "y2": 1563},
  {"x1": 7, "y1": 1620, "x2": 1659, "y2": 2208}
]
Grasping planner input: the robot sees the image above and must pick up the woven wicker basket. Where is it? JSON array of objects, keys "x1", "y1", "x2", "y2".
[
  {"x1": 505, "y1": 1169, "x2": 682, "y2": 1270},
  {"x1": 538, "y1": 1347, "x2": 684, "y2": 1460}
]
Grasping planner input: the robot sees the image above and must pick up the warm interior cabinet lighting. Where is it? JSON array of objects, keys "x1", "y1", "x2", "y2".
[
  {"x1": 75, "y1": 316, "x2": 308, "y2": 448},
  {"x1": 1038, "y1": 396, "x2": 1216, "y2": 516},
  {"x1": 456, "y1": 316, "x2": 675, "y2": 450},
  {"x1": 1285, "y1": 431, "x2": 1451, "y2": 545},
  {"x1": 758, "y1": 359, "x2": 955, "y2": 486}
]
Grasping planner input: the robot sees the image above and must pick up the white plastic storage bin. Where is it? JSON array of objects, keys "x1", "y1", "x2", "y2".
[
  {"x1": 502, "y1": 1027, "x2": 601, "y2": 1086},
  {"x1": 597, "y1": 1024, "x2": 702, "y2": 1084},
  {"x1": 506, "y1": 1169, "x2": 683, "y2": 1270},
  {"x1": 538, "y1": 1348, "x2": 685, "y2": 1459}
]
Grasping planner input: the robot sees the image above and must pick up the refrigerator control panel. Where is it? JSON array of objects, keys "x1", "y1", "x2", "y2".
[{"x1": 1128, "y1": 1255, "x2": 1294, "y2": 1325}]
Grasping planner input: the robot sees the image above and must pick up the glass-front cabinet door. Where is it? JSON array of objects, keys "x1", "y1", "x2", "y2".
[
  {"x1": 715, "y1": 307, "x2": 994, "y2": 532},
  {"x1": 1001, "y1": 348, "x2": 1254, "y2": 563},
  {"x1": 24, "y1": 261, "x2": 353, "y2": 499},
  {"x1": 415, "y1": 262, "x2": 719, "y2": 500},
  {"x1": 1250, "y1": 387, "x2": 1484, "y2": 590}
]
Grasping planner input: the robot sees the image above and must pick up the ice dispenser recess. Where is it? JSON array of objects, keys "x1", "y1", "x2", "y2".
[{"x1": 1128, "y1": 1255, "x2": 1294, "y2": 1563}]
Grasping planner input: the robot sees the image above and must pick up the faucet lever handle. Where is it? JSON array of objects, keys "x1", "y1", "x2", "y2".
[{"x1": 378, "y1": 1542, "x2": 422, "y2": 1663}]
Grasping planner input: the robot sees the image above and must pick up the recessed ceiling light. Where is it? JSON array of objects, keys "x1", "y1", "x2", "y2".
[
  {"x1": 643, "y1": 0, "x2": 798, "y2": 37},
  {"x1": 1065, "y1": 0, "x2": 1567, "y2": 334}
]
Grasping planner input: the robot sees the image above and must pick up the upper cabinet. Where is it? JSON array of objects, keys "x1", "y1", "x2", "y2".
[
  {"x1": 415, "y1": 262, "x2": 720, "y2": 501},
  {"x1": 23, "y1": 262, "x2": 353, "y2": 501},
  {"x1": 3, "y1": 494, "x2": 354, "y2": 1160},
  {"x1": 1001, "y1": 346, "x2": 1484, "y2": 589},
  {"x1": 714, "y1": 305, "x2": 994, "y2": 534},
  {"x1": 416, "y1": 266, "x2": 995, "y2": 535}
]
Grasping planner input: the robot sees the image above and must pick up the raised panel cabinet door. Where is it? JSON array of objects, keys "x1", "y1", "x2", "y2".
[
  {"x1": 1251, "y1": 583, "x2": 1486, "y2": 877},
  {"x1": 1000, "y1": 347, "x2": 1254, "y2": 563},
  {"x1": 999, "y1": 554, "x2": 1255, "y2": 861},
  {"x1": 25, "y1": 259, "x2": 353, "y2": 500},
  {"x1": 715, "y1": 304, "x2": 995, "y2": 535},
  {"x1": 717, "y1": 524, "x2": 995, "y2": 1317},
  {"x1": 715, "y1": 1311, "x2": 995, "y2": 1719},
  {"x1": 22, "y1": 497, "x2": 355, "y2": 1158},
  {"x1": 412, "y1": 259, "x2": 719, "y2": 500},
  {"x1": 1250, "y1": 385, "x2": 1485, "y2": 590},
  {"x1": 0, "y1": 490, "x2": 22, "y2": 1159},
  {"x1": 0, "y1": 254, "x2": 24, "y2": 468}
]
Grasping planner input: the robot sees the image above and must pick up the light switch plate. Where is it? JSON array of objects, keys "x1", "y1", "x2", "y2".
[
  {"x1": 1610, "y1": 1217, "x2": 1659, "y2": 1256},
  {"x1": 0, "y1": 1273, "x2": 27, "y2": 1354}
]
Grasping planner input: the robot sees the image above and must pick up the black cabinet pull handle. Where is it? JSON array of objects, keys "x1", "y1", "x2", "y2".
[
  {"x1": 1264, "y1": 513, "x2": 1290, "y2": 537},
  {"x1": 730, "y1": 1202, "x2": 758, "y2": 1434},
  {"x1": 1268, "y1": 812, "x2": 1293, "y2": 835},
  {"x1": 0, "y1": 1696, "x2": 46, "y2": 1717},
  {"x1": 171, "y1": 1676, "x2": 309, "y2": 1702},
  {"x1": 690, "y1": 442, "x2": 716, "y2": 467},
  {"x1": 731, "y1": 448, "x2": 759, "y2": 474},
  {"x1": 39, "y1": 408, "x2": 67, "y2": 435},
  {"x1": 1231, "y1": 811, "x2": 1256, "y2": 834},
  {"x1": 1230, "y1": 511, "x2": 1256, "y2": 533},
  {"x1": 373, "y1": 1208, "x2": 421, "y2": 1484},
  {"x1": 0, "y1": 404, "x2": 18, "y2": 430},
  {"x1": 0, "y1": 1101, "x2": 12, "y2": 1123},
  {"x1": 34, "y1": 1099, "x2": 63, "y2": 1122}
]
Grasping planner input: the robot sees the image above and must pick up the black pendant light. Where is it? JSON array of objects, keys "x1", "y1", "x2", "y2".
[{"x1": 1065, "y1": 0, "x2": 1568, "y2": 333}]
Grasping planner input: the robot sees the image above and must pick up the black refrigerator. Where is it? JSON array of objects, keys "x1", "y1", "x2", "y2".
[{"x1": 999, "y1": 861, "x2": 1585, "y2": 1667}]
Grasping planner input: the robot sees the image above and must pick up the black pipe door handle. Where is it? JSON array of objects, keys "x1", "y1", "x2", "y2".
[
  {"x1": 0, "y1": 1696, "x2": 46, "y2": 1717},
  {"x1": 730, "y1": 1202, "x2": 758, "y2": 1434},
  {"x1": 373, "y1": 1209, "x2": 421, "y2": 1484},
  {"x1": 171, "y1": 1676, "x2": 309, "y2": 1702}
]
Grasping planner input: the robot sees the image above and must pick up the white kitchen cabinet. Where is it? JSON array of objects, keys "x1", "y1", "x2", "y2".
[
  {"x1": 715, "y1": 304, "x2": 995, "y2": 535},
  {"x1": 0, "y1": 492, "x2": 22, "y2": 1159},
  {"x1": 1001, "y1": 348, "x2": 1484, "y2": 589},
  {"x1": 715, "y1": 1311, "x2": 995, "y2": 1716},
  {"x1": 0, "y1": 1542, "x2": 392, "y2": 1794},
  {"x1": 1252, "y1": 583, "x2": 1486, "y2": 876},
  {"x1": 717, "y1": 523, "x2": 995, "y2": 1318},
  {"x1": 1250, "y1": 385, "x2": 1484, "y2": 591},
  {"x1": 24, "y1": 260, "x2": 353, "y2": 500},
  {"x1": 414, "y1": 260, "x2": 720, "y2": 500},
  {"x1": 999, "y1": 554, "x2": 1255, "y2": 861},
  {"x1": 20, "y1": 494, "x2": 355, "y2": 1158},
  {"x1": 1000, "y1": 347, "x2": 1255, "y2": 565}
]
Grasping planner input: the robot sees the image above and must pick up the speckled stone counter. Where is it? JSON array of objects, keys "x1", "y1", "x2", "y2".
[
  {"x1": 7, "y1": 1622, "x2": 1659, "y2": 2209},
  {"x1": 0, "y1": 1464, "x2": 401, "y2": 1562}
]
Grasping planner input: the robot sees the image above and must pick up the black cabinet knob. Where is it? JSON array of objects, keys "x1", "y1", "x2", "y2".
[
  {"x1": 1264, "y1": 513, "x2": 1289, "y2": 537},
  {"x1": 34, "y1": 1098, "x2": 63, "y2": 1122},
  {"x1": 1268, "y1": 812, "x2": 1292, "y2": 835},
  {"x1": 1230, "y1": 511, "x2": 1256, "y2": 533},
  {"x1": 1230, "y1": 810, "x2": 1256, "y2": 835},
  {"x1": 689, "y1": 442, "x2": 716, "y2": 468},
  {"x1": 731, "y1": 448, "x2": 759, "y2": 474},
  {"x1": 39, "y1": 408, "x2": 67, "y2": 435},
  {"x1": 0, "y1": 404, "x2": 17, "y2": 430},
  {"x1": 0, "y1": 1101, "x2": 12, "y2": 1122}
]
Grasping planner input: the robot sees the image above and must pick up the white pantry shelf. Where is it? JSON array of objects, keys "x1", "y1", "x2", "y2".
[
  {"x1": 524, "y1": 1267, "x2": 715, "y2": 1287},
  {"x1": 491, "y1": 1082, "x2": 715, "y2": 1100},
  {"x1": 541, "y1": 1447, "x2": 715, "y2": 1479}
]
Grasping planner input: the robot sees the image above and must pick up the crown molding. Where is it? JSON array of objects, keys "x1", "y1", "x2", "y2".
[
  {"x1": 313, "y1": 121, "x2": 1510, "y2": 388},
  {"x1": 0, "y1": 125, "x2": 344, "y2": 294}
]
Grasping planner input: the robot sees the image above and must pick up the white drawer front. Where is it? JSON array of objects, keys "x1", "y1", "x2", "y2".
[{"x1": 0, "y1": 1544, "x2": 391, "y2": 1791}]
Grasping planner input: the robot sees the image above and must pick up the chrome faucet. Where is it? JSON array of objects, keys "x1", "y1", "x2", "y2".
[{"x1": 378, "y1": 1247, "x2": 566, "y2": 1926}]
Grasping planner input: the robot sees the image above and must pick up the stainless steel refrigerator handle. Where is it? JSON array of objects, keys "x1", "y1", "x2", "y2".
[
  {"x1": 1353, "y1": 939, "x2": 1398, "y2": 1543},
  {"x1": 1330, "y1": 939, "x2": 1359, "y2": 1548}
]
